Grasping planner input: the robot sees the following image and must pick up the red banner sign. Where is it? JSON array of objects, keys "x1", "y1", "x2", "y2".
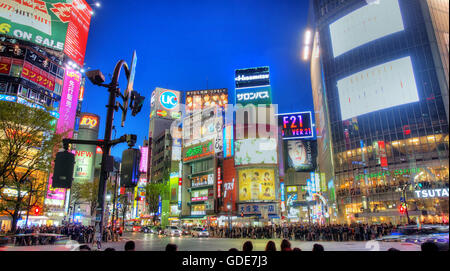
[{"x1": 21, "y1": 62, "x2": 55, "y2": 91}]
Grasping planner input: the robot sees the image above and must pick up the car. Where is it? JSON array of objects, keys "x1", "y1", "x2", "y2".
[
  {"x1": 153, "y1": 226, "x2": 164, "y2": 235},
  {"x1": 164, "y1": 226, "x2": 182, "y2": 237},
  {"x1": 377, "y1": 225, "x2": 449, "y2": 250},
  {"x1": 181, "y1": 228, "x2": 191, "y2": 236},
  {"x1": 191, "y1": 227, "x2": 209, "y2": 238},
  {"x1": 141, "y1": 226, "x2": 152, "y2": 233}
]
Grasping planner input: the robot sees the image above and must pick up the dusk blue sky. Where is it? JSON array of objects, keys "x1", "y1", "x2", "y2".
[{"x1": 81, "y1": 0, "x2": 312, "y2": 158}]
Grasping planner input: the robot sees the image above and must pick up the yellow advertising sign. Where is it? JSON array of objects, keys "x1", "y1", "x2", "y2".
[{"x1": 238, "y1": 168, "x2": 275, "y2": 201}]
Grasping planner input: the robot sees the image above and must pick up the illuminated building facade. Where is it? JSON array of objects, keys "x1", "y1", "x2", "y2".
[
  {"x1": 307, "y1": 0, "x2": 449, "y2": 224},
  {"x1": 0, "y1": 0, "x2": 92, "y2": 229}
]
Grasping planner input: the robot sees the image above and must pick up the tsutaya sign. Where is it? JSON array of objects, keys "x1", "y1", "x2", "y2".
[{"x1": 414, "y1": 188, "x2": 449, "y2": 199}]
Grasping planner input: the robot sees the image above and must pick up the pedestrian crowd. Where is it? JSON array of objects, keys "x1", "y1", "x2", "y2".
[
  {"x1": 11, "y1": 224, "x2": 123, "y2": 246},
  {"x1": 206, "y1": 223, "x2": 397, "y2": 241}
]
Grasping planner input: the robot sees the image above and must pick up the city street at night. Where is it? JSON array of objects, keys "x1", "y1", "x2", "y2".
[
  {"x1": 1, "y1": 232, "x2": 421, "y2": 251},
  {"x1": 0, "y1": 1, "x2": 448, "y2": 267}
]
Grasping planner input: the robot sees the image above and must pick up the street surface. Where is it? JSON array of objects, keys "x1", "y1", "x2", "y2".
[{"x1": 1, "y1": 232, "x2": 421, "y2": 251}]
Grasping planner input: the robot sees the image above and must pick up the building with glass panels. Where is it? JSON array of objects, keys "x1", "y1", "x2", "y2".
[{"x1": 307, "y1": 0, "x2": 449, "y2": 224}]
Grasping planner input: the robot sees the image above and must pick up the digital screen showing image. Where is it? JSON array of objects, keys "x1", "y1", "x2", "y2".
[
  {"x1": 284, "y1": 140, "x2": 317, "y2": 172},
  {"x1": 235, "y1": 138, "x2": 277, "y2": 165},
  {"x1": 238, "y1": 168, "x2": 275, "y2": 201},
  {"x1": 185, "y1": 89, "x2": 228, "y2": 112},
  {"x1": 337, "y1": 56, "x2": 419, "y2": 120},
  {"x1": 329, "y1": 0, "x2": 404, "y2": 58}
]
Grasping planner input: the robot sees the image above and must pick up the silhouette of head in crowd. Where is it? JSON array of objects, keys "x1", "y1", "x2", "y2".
[
  {"x1": 421, "y1": 241, "x2": 439, "y2": 252},
  {"x1": 124, "y1": 241, "x2": 135, "y2": 251},
  {"x1": 280, "y1": 239, "x2": 292, "y2": 251},
  {"x1": 166, "y1": 243, "x2": 178, "y2": 251},
  {"x1": 243, "y1": 241, "x2": 253, "y2": 251},
  {"x1": 312, "y1": 244, "x2": 324, "y2": 252},
  {"x1": 265, "y1": 241, "x2": 276, "y2": 251}
]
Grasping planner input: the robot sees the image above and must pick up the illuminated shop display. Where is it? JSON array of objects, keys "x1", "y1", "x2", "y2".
[
  {"x1": 191, "y1": 189, "x2": 208, "y2": 202},
  {"x1": 337, "y1": 56, "x2": 419, "y2": 120},
  {"x1": 329, "y1": 0, "x2": 404, "y2": 58},
  {"x1": 238, "y1": 168, "x2": 275, "y2": 201},
  {"x1": 191, "y1": 204, "x2": 206, "y2": 216},
  {"x1": 191, "y1": 174, "x2": 214, "y2": 187},
  {"x1": 278, "y1": 112, "x2": 314, "y2": 139}
]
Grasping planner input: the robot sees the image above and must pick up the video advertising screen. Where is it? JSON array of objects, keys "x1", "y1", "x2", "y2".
[
  {"x1": 284, "y1": 140, "x2": 317, "y2": 172},
  {"x1": 235, "y1": 138, "x2": 277, "y2": 166},
  {"x1": 337, "y1": 56, "x2": 419, "y2": 120},
  {"x1": 238, "y1": 168, "x2": 276, "y2": 201},
  {"x1": 329, "y1": 0, "x2": 404, "y2": 58}
]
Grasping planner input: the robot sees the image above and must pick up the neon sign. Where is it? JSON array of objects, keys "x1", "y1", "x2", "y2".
[
  {"x1": 183, "y1": 141, "x2": 214, "y2": 162},
  {"x1": 414, "y1": 188, "x2": 449, "y2": 198},
  {"x1": 278, "y1": 112, "x2": 314, "y2": 139},
  {"x1": 79, "y1": 115, "x2": 99, "y2": 129},
  {"x1": 160, "y1": 91, "x2": 178, "y2": 110}
]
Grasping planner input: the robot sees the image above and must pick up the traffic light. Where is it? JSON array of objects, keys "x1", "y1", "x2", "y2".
[
  {"x1": 130, "y1": 91, "x2": 145, "y2": 116},
  {"x1": 398, "y1": 203, "x2": 407, "y2": 214},
  {"x1": 120, "y1": 148, "x2": 140, "y2": 188},
  {"x1": 34, "y1": 207, "x2": 40, "y2": 215},
  {"x1": 52, "y1": 151, "x2": 75, "y2": 188}
]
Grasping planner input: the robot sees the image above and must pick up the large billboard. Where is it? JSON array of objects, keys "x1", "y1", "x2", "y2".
[
  {"x1": 337, "y1": 56, "x2": 419, "y2": 120},
  {"x1": 278, "y1": 112, "x2": 314, "y2": 139},
  {"x1": 223, "y1": 124, "x2": 234, "y2": 158},
  {"x1": 0, "y1": 0, "x2": 91, "y2": 65},
  {"x1": 238, "y1": 168, "x2": 275, "y2": 201},
  {"x1": 150, "y1": 87, "x2": 181, "y2": 120},
  {"x1": 284, "y1": 140, "x2": 317, "y2": 172},
  {"x1": 56, "y1": 67, "x2": 81, "y2": 138},
  {"x1": 74, "y1": 113, "x2": 99, "y2": 181},
  {"x1": 63, "y1": 0, "x2": 92, "y2": 66},
  {"x1": 182, "y1": 140, "x2": 214, "y2": 162},
  {"x1": 185, "y1": 88, "x2": 228, "y2": 113},
  {"x1": 234, "y1": 138, "x2": 277, "y2": 166},
  {"x1": 235, "y1": 66, "x2": 270, "y2": 89},
  {"x1": 235, "y1": 86, "x2": 272, "y2": 106},
  {"x1": 329, "y1": 0, "x2": 404, "y2": 58},
  {"x1": 139, "y1": 146, "x2": 148, "y2": 173}
]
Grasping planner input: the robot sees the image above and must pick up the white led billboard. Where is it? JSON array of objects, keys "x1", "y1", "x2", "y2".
[
  {"x1": 235, "y1": 138, "x2": 277, "y2": 166},
  {"x1": 338, "y1": 56, "x2": 419, "y2": 120},
  {"x1": 329, "y1": 0, "x2": 404, "y2": 58}
]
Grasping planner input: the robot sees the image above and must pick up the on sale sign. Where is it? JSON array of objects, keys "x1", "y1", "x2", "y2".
[{"x1": 0, "y1": 0, "x2": 92, "y2": 66}]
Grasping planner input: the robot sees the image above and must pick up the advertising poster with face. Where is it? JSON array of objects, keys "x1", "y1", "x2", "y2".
[
  {"x1": 285, "y1": 140, "x2": 317, "y2": 172},
  {"x1": 238, "y1": 168, "x2": 275, "y2": 201}
]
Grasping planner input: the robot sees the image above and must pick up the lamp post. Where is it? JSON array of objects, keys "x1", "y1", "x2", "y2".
[
  {"x1": 227, "y1": 202, "x2": 232, "y2": 232},
  {"x1": 83, "y1": 51, "x2": 140, "y2": 249}
]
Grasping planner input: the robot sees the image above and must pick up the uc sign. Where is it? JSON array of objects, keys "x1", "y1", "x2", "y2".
[
  {"x1": 160, "y1": 91, "x2": 178, "y2": 110},
  {"x1": 80, "y1": 116, "x2": 99, "y2": 129}
]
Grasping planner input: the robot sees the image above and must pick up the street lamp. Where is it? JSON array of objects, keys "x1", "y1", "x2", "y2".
[{"x1": 227, "y1": 203, "x2": 232, "y2": 232}]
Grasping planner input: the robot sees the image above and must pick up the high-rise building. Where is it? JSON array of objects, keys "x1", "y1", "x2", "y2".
[
  {"x1": 306, "y1": 0, "x2": 449, "y2": 224},
  {"x1": 180, "y1": 90, "x2": 227, "y2": 226},
  {"x1": 234, "y1": 67, "x2": 280, "y2": 224}
]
